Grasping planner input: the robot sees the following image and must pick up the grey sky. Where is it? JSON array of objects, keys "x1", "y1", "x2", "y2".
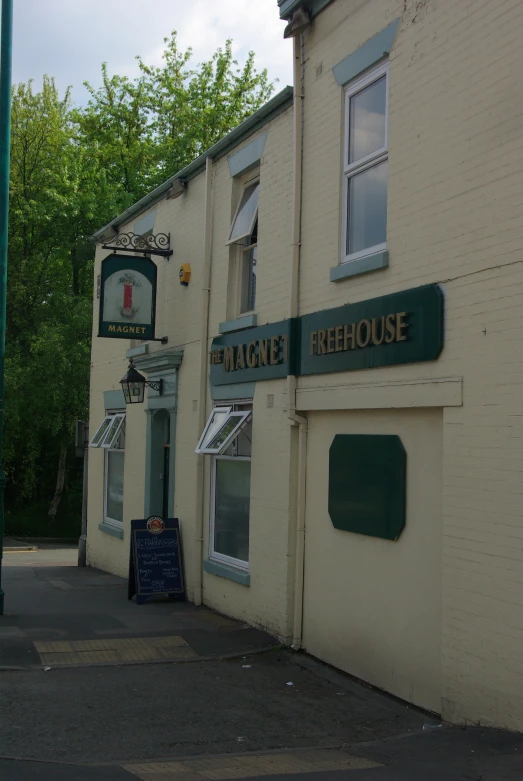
[{"x1": 12, "y1": 0, "x2": 293, "y2": 106}]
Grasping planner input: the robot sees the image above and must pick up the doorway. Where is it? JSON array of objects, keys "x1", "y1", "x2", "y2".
[{"x1": 148, "y1": 409, "x2": 171, "y2": 518}]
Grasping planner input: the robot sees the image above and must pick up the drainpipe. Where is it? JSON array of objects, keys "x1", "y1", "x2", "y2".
[
  {"x1": 286, "y1": 31, "x2": 308, "y2": 649},
  {"x1": 193, "y1": 156, "x2": 213, "y2": 606}
]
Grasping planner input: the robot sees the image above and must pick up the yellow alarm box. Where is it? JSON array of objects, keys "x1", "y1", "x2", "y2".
[{"x1": 179, "y1": 263, "x2": 191, "y2": 287}]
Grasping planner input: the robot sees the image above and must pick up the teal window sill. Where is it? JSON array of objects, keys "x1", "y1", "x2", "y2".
[
  {"x1": 330, "y1": 251, "x2": 388, "y2": 283},
  {"x1": 219, "y1": 314, "x2": 257, "y2": 334},
  {"x1": 203, "y1": 559, "x2": 250, "y2": 586},
  {"x1": 99, "y1": 522, "x2": 124, "y2": 540}
]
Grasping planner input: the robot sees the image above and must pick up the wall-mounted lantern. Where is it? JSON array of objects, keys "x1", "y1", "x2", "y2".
[{"x1": 120, "y1": 359, "x2": 162, "y2": 404}]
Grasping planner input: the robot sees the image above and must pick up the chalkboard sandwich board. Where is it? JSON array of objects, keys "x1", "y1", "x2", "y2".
[{"x1": 128, "y1": 516, "x2": 186, "y2": 605}]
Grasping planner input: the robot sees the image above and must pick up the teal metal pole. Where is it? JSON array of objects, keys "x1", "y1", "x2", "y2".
[{"x1": 0, "y1": 0, "x2": 14, "y2": 615}]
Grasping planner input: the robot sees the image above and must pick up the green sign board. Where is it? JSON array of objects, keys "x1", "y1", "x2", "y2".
[
  {"x1": 98, "y1": 254, "x2": 157, "y2": 340},
  {"x1": 210, "y1": 319, "x2": 296, "y2": 386},
  {"x1": 329, "y1": 434, "x2": 406, "y2": 540},
  {"x1": 298, "y1": 284, "x2": 444, "y2": 376},
  {"x1": 209, "y1": 284, "x2": 444, "y2": 385}
]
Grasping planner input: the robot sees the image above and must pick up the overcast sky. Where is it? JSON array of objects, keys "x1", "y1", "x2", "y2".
[{"x1": 12, "y1": 0, "x2": 293, "y2": 106}]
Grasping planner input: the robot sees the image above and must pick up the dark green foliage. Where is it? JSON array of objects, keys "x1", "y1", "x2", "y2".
[{"x1": 6, "y1": 34, "x2": 273, "y2": 530}]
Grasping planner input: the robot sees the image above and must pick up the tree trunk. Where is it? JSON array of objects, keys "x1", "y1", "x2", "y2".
[{"x1": 48, "y1": 442, "x2": 68, "y2": 522}]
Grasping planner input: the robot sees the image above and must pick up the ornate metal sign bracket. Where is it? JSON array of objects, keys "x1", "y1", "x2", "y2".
[{"x1": 101, "y1": 232, "x2": 173, "y2": 259}]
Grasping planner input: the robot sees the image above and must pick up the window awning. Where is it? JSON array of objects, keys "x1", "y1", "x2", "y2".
[
  {"x1": 195, "y1": 407, "x2": 251, "y2": 455},
  {"x1": 226, "y1": 182, "x2": 259, "y2": 245},
  {"x1": 89, "y1": 413, "x2": 126, "y2": 448}
]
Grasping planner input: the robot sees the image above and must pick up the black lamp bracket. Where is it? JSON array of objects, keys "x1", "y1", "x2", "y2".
[{"x1": 146, "y1": 379, "x2": 163, "y2": 395}]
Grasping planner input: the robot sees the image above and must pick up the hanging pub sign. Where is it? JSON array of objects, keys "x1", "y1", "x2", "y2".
[{"x1": 98, "y1": 254, "x2": 157, "y2": 340}]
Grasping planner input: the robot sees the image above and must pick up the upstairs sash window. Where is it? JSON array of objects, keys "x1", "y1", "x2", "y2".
[{"x1": 342, "y1": 62, "x2": 389, "y2": 264}]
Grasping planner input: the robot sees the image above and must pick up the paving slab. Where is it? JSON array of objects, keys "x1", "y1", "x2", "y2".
[{"x1": 0, "y1": 548, "x2": 278, "y2": 669}]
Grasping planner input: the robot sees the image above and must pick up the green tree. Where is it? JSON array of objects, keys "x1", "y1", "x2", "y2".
[
  {"x1": 77, "y1": 33, "x2": 274, "y2": 201},
  {"x1": 5, "y1": 35, "x2": 274, "y2": 528},
  {"x1": 6, "y1": 78, "x2": 94, "y2": 513}
]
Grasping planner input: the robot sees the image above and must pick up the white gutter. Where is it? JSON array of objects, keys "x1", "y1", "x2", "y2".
[
  {"x1": 193, "y1": 157, "x2": 213, "y2": 607},
  {"x1": 286, "y1": 33, "x2": 308, "y2": 650}
]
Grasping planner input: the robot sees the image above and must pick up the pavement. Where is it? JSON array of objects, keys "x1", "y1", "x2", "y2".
[
  {"x1": 1, "y1": 545, "x2": 522, "y2": 780},
  {"x1": 0, "y1": 544, "x2": 279, "y2": 669}
]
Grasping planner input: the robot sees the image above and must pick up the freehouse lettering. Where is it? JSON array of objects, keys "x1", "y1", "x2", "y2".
[
  {"x1": 211, "y1": 334, "x2": 289, "y2": 372},
  {"x1": 209, "y1": 285, "x2": 444, "y2": 384},
  {"x1": 309, "y1": 312, "x2": 408, "y2": 355},
  {"x1": 210, "y1": 314, "x2": 408, "y2": 374}
]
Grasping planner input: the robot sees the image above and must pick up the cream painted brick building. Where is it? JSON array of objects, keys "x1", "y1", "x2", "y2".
[{"x1": 87, "y1": 0, "x2": 523, "y2": 730}]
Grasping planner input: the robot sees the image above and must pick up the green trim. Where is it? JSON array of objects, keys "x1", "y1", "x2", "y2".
[
  {"x1": 332, "y1": 19, "x2": 400, "y2": 86},
  {"x1": 144, "y1": 409, "x2": 173, "y2": 517},
  {"x1": 330, "y1": 251, "x2": 389, "y2": 282},
  {"x1": 126, "y1": 343, "x2": 149, "y2": 358},
  {"x1": 228, "y1": 134, "x2": 267, "y2": 178},
  {"x1": 329, "y1": 434, "x2": 406, "y2": 540},
  {"x1": 219, "y1": 314, "x2": 258, "y2": 334},
  {"x1": 203, "y1": 559, "x2": 250, "y2": 586},
  {"x1": 104, "y1": 389, "x2": 126, "y2": 410},
  {"x1": 211, "y1": 383, "x2": 255, "y2": 401},
  {"x1": 134, "y1": 349, "x2": 184, "y2": 374},
  {"x1": 91, "y1": 87, "x2": 293, "y2": 242},
  {"x1": 98, "y1": 522, "x2": 124, "y2": 540}
]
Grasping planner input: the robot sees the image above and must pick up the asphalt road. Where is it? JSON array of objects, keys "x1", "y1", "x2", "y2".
[{"x1": 1, "y1": 546, "x2": 523, "y2": 780}]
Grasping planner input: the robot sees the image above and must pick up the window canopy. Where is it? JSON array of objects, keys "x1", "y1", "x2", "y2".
[
  {"x1": 195, "y1": 407, "x2": 251, "y2": 455},
  {"x1": 89, "y1": 414, "x2": 126, "y2": 449},
  {"x1": 227, "y1": 182, "x2": 259, "y2": 244}
]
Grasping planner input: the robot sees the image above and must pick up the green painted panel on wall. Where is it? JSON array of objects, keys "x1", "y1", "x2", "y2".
[
  {"x1": 209, "y1": 285, "x2": 444, "y2": 386},
  {"x1": 210, "y1": 318, "x2": 296, "y2": 385},
  {"x1": 299, "y1": 284, "x2": 443, "y2": 377},
  {"x1": 328, "y1": 434, "x2": 406, "y2": 540}
]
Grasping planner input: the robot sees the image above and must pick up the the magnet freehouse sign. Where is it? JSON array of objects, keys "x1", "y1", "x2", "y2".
[
  {"x1": 210, "y1": 284, "x2": 444, "y2": 385},
  {"x1": 98, "y1": 254, "x2": 157, "y2": 340}
]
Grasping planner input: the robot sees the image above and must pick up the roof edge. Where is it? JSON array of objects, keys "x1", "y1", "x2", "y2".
[
  {"x1": 91, "y1": 85, "x2": 294, "y2": 242},
  {"x1": 278, "y1": 0, "x2": 333, "y2": 21}
]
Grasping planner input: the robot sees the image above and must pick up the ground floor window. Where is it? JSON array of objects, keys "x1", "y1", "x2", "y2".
[
  {"x1": 102, "y1": 412, "x2": 125, "y2": 527},
  {"x1": 207, "y1": 402, "x2": 252, "y2": 570},
  {"x1": 104, "y1": 448, "x2": 125, "y2": 525}
]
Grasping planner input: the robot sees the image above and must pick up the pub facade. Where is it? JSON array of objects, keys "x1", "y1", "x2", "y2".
[{"x1": 87, "y1": 0, "x2": 523, "y2": 730}]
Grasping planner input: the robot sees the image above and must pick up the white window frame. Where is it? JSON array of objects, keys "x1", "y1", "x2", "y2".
[
  {"x1": 89, "y1": 415, "x2": 112, "y2": 448},
  {"x1": 239, "y1": 231, "x2": 257, "y2": 315},
  {"x1": 89, "y1": 413, "x2": 126, "y2": 449},
  {"x1": 209, "y1": 401, "x2": 252, "y2": 571},
  {"x1": 226, "y1": 180, "x2": 259, "y2": 246},
  {"x1": 195, "y1": 406, "x2": 231, "y2": 452},
  {"x1": 103, "y1": 410, "x2": 125, "y2": 528},
  {"x1": 195, "y1": 408, "x2": 251, "y2": 455},
  {"x1": 341, "y1": 61, "x2": 389, "y2": 265}
]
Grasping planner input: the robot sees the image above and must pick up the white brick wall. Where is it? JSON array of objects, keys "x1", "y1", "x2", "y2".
[
  {"x1": 88, "y1": 107, "x2": 296, "y2": 639},
  {"x1": 88, "y1": 0, "x2": 523, "y2": 726},
  {"x1": 298, "y1": 0, "x2": 523, "y2": 728}
]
